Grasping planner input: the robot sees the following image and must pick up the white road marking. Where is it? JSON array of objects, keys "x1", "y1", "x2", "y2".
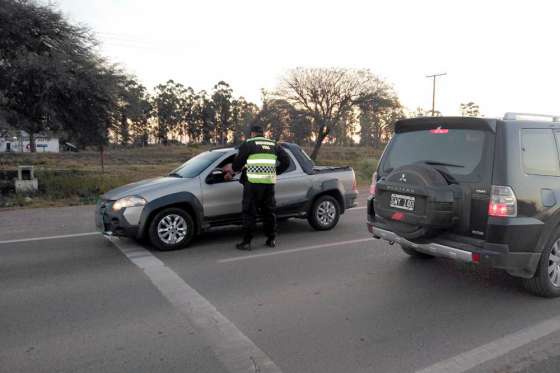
[
  {"x1": 415, "y1": 315, "x2": 560, "y2": 373},
  {"x1": 0, "y1": 232, "x2": 99, "y2": 245},
  {"x1": 348, "y1": 206, "x2": 367, "y2": 211},
  {"x1": 219, "y1": 237, "x2": 372, "y2": 264},
  {"x1": 109, "y1": 237, "x2": 282, "y2": 373},
  {"x1": 0, "y1": 206, "x2": 366, "y2": 246}
]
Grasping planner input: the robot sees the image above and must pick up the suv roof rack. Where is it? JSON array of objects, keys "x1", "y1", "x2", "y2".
[{"x1": 504, "y1": 112, "x2": 560, "y2": 122}]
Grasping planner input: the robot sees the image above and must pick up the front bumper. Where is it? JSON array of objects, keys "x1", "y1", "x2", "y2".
[{"x1": 95, "y1": 200, "x2": 141, "y2": 238}]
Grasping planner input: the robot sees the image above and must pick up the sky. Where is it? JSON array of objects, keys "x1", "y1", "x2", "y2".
[{"x1": 48, "y1": 0, "x2": 560, "y2": 118}]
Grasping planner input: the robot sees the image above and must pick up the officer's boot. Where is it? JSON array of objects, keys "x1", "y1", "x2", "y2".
[
  {"x1": 265, "y1": 236, "x2": 276, "y2": 248},
  {"x1": 236, "y1": 240, "x2": 252, "y2": 251}
]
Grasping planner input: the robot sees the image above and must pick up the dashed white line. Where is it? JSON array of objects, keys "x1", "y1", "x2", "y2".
[
  {"x1": 348, "y1": 206, "x2": 367, "y2": 211},
  {"x1": 109, "y1": 237, "x2": 283, "y2": 373},
  {"x1": 416, "y1": 315, "x2": 560, "y2": 373},
  {"x1": 0, "y1": 232, "x2": 99, "y2": 245},
  {"x1": 218, "y1": 237, "x2": 372, "y2": 263}
]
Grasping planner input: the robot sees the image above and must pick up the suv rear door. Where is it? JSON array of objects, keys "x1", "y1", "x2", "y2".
[{"x1": 377, "y1": 117, "x2": 496, "y2": 238}]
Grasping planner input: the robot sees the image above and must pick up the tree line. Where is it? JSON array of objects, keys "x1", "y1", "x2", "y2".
[{"x1": 0, "y1": 0, "x2": 413, "y2": 159}]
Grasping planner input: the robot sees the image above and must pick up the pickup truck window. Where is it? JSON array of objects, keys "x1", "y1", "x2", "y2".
[{"x1": 170, "y1": 151, "x2": 224, "y2": 178}]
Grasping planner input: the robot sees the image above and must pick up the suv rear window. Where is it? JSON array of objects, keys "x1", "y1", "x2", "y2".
[{"x1": 380, "y1": 129, "x2": 493, "y2": 182}]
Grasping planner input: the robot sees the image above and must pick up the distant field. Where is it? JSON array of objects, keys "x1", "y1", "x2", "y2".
[{"x1": 0, "y1": 144, "x2": 381, "y2": 208}]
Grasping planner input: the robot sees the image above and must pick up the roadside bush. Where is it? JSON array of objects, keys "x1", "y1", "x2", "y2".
[
  {"x1": 355, "y1": 158, "x2": 378, "y2": 183},
  {"x1": 36, "y1": 170, "x2": 134, "y2": 203}
]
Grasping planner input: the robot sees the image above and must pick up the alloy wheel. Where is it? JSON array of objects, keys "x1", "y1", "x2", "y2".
[
  {"x1": 157, "y1": 214, "x2": 187, "y2": 245},
  {"x1": 316, "y1": 200, "x2": 337, "y2": 226},
  {"x1": 548, "y1": 238, "x2": 560, "y2": 287}
]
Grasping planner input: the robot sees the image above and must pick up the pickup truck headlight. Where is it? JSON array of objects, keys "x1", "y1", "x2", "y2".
[{"x1": 112, "y1": 196, "x2": 146, "y2": 211}]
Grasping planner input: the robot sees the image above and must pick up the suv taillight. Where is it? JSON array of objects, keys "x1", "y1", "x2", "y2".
[
  {"x1": 488, "y1": 185, "x2": 517, "y2": 217},
  {"x1": 369, "y1": 172, "x2": 377, "y2": 196}
]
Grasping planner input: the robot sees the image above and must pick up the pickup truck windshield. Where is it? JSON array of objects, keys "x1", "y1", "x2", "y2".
[
  {"x1": 381, "y1": 129, "x2": 492, "y2": 181},
  {"x1": 170, "y1": 151, "x2": 224, "y2": 178}
]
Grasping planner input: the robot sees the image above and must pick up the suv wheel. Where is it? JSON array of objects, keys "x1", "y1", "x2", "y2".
[
  {"x1": 523, "y1": 233, "x2": 560, "y2": 298},
  {"x1": 149, "y1": 208, "x2": 195, "y2": 251},
  {"x1": 400, "y1": 244, "x2": 434, "y2": 259},
  {"x1": 308, "y1": 195, "x2": 340, "y2": 231}
]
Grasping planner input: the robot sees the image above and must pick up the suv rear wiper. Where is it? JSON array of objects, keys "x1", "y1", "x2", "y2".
[{"x1": 420, "y1": 160, "x2": 465, "y2": 168}]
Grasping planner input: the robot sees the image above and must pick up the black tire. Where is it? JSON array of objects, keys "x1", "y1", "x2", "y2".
[
  {"x1": 400, "y1": 244, "x2": 435, "y2": 259},
  {"x1": 308, "y1": 195, "x2": 340, "y2": 231},
  {"x1": 149, "y1": 208, "x2": 195, "y2": 251},
  {"x1": 522, "y1": 232, "x2": 560, "y2": 298}
]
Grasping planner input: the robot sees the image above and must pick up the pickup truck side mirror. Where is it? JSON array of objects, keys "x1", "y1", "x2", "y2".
[{"x1": 207, "y1": 169, "x2": 225, "y2": 184}]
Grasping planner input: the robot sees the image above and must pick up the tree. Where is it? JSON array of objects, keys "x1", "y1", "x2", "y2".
[
  {"x1": 193, "y1": 90, "x2": 216, "y2": 144},
  {"x1": 151, "y1": 80, "x2": 186, "y2": 145},
  {"x1": 0, "y1": 0, "x2": 118, "y2": 151},
  {"x1": 255, "y1": 96, "x2": 297, "y2": 142},
  {"x1": 211, "y1": 81, "x2": 233, "y2": 144},
  {"x1": 278, "y1": 68, "x2": 379, "y2": 160},
  {"x1": 460, "y1": 102, "x2": 480, "y2": 117},
  {"x1": 357, "y1": 82, "x2": 403, "y2": 148},
  {"x1": 331, "y1": 109, "x2": 357, "y2": 146},
  {"x1": 289, "y1": 112, "x2": 313, "y2": 146},
  {"x1": 113, "y1": 76, "x2": 151, "y2": 145},
  {"x1": 231, "y1": 97, "x2": 258, "y2": 144},
  {"x1": 179, "y1": 86, "x2": 196, "y2": 144},
  {"x1": 410, "y1": 107, "x2": 441, "y2": 117}
]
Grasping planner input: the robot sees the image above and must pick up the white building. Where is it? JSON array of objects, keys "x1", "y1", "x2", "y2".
[{"x1": 0, "y1": 131, "x2": 60, "y2": 153}]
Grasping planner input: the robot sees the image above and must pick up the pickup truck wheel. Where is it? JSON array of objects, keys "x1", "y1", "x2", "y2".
[
  {"x1": 523, "y1": 233, "x2": 560, "y2": 298},
  {"x1": 149, "y1": 208, "x2": 195, "y2": 251},
  {"x1": 400, "y1": 244, "x2": 434, "y2": 259},
  {"x1": 308, "y1": 195, "x2": 340, "y2": 231}
]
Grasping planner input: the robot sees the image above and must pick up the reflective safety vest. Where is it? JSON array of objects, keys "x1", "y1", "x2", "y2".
[{"x1": 245, "y1": 137, "x2": 278, "y2": 184}]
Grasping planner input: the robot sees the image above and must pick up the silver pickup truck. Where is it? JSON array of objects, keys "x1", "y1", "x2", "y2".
[{"x1": 95, "y1": 143, "x2": 358, "y2": 250}]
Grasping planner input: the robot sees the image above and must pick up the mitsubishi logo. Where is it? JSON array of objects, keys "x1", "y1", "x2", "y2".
[{"x1": 399, "y1": 173, "x2": 407, "y2": 183}]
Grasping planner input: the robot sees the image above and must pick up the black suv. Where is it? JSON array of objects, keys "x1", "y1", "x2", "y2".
[{"x1": 367, "y1": 114, "x2": 560, "y2": 297}]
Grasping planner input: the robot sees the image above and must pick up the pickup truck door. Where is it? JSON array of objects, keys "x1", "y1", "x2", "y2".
[
  {"x1": 201, "y1": 153, "x2": 243, "y2": 218},
  {"x1": 275, "y1": 150, "x2": 311, "y2": 214}
]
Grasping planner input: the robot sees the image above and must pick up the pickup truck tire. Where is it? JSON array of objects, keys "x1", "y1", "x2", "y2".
[
  {"x1": 149, "y1": 207, "x2": 195, "y2": 251},
  {"x1": 400, "y1": 244, "x2": 435, "y2": 259},
  {"x1": 308, "y1": 195, "x2": 340, "y2": 231},
  {"x1": 522, "y1": 232, "x2": 560, "y2": 298}
]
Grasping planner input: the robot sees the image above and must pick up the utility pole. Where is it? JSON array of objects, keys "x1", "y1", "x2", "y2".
[{"x1": 426, "y1": 73, "x2": 447, "y2": 116}]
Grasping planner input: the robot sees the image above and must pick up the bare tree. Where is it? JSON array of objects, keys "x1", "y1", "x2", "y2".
[
  {"x1": 460, "y1": 102, "x2": 480, "y2": 117},
  {"x1": 278, "y1": 68, "x2": 377, "y2": 160}
]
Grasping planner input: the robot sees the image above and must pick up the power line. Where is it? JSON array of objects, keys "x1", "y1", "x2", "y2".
[{"x1": 425, "y1": 72, "x2": 447, "y2": 116}]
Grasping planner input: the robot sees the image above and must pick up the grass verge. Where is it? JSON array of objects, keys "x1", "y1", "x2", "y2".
[{"x1": 0, "y1": 144, "x2": 380, "y2": 209}]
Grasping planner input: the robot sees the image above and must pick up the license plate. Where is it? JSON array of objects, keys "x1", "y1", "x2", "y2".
[{"x1": 390, "y1": 194, "x2": 415, "y2": 211}]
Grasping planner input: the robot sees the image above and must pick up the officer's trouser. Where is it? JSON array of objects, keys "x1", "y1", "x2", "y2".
[{"x1": 241, "y1": 183, "x2": 276, "y2": 242}]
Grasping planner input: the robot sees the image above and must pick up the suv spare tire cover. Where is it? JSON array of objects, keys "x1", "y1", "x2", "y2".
[{"x1": 374, "y1": 163, "x2": 458, "y2": 240}]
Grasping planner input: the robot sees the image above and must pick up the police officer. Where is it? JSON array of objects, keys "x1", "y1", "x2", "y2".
[{"x1": 232, "y1": 125, "x2": 291, "y2": 251}]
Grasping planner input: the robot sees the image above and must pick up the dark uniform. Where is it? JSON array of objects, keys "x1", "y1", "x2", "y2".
[{"x1": 232, "y1": 134, "x2": 291, "y2": 249}]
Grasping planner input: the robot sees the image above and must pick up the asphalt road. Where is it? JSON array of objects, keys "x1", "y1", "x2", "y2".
[{"x1": 2, "y1": 195, "x2": 560, "y2": 373}]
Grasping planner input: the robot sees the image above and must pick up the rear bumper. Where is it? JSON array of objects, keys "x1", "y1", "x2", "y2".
[
  {"x1": 371, "y1": 226, "x2": 474, "y2": 262},
  {"x1": 367, "y1": 223, "x2": 541, "y2": 279},
  {"x1": 344, "y1": 191, "x2": 359, "y2": 210}
]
